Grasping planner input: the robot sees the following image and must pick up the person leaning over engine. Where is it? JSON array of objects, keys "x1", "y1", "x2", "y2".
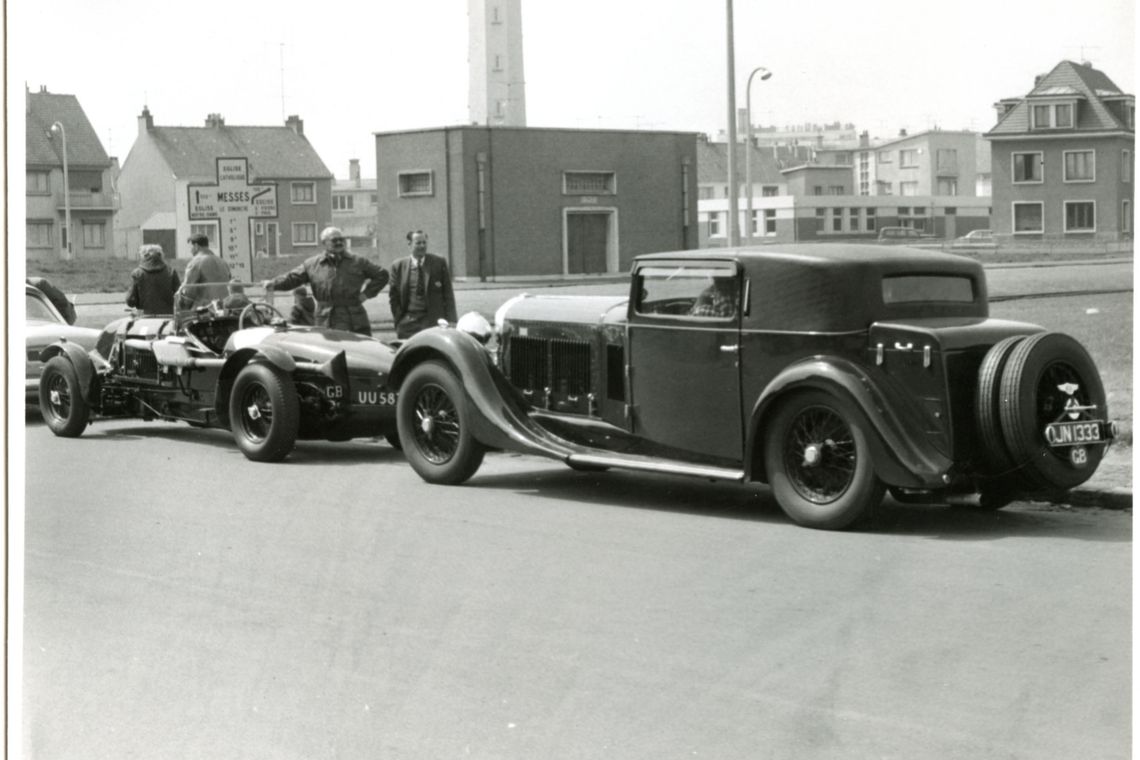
[{"x1": 262, "y1": 227, "x2": 389, "y2": 336}]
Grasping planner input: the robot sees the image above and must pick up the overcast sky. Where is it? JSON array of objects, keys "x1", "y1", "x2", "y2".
[{"x1": 9, "y1": 0, "x2": 1136, "y2": 179}]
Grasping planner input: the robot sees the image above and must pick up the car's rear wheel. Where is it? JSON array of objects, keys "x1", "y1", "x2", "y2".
[
  {"x1": 229, "y1": 363, "x2": 299, "y2": 462},
  {"x1": 397, "y1": 361, "x2": 485, "y2": 484},
  {"x1": 998, "y1": 332, "x2": 1108, "y2": 491},
  {"x1": 39, "y1": 356, "x2": 90, "y2": 437},
  {"x1": 764, "y1": 391, "x2": 884, "y2": 530}
]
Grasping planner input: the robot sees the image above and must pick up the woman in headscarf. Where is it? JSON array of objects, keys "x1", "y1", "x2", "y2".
[{"x1": 126, "y1": 244, "x2": 181, "y2": 315}]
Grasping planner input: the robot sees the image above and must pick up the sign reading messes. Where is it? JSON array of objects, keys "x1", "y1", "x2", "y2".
[{"x1": 188, "y1": 157, "x2": 278, "y2": 281}]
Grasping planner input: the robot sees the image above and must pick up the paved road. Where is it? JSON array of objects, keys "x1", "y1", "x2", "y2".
[{"x1": 19, "y1": 418, "x2": 1132, "y2": 760}]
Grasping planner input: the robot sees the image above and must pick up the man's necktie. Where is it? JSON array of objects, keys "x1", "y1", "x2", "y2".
[{"x1": 415, "y1": 262, "x2": 425, "y2": 296}]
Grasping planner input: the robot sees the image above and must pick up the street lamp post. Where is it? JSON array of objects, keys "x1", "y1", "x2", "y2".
[
  {"x1": 725, "y1": 0, "x2": 740, "y2": 247},
  {"x1": 50, "y1": 121, "x2": 72, "y2": 259},
  {"x1": 744, "y1": 66, "x2": 772, "y2": 245}
]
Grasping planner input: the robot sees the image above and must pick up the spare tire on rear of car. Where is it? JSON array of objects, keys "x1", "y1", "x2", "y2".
[{"x1": 996, "y1": 332, "x2": 1109, "y2": 491}]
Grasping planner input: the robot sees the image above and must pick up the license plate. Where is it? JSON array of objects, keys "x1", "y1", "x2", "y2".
[
  {"x1": 355, "y1": 390, "x2": 398, "y2": 406},
  {"x1": 1044, "y1": 420, "x2": 1103, "y2": 447}
]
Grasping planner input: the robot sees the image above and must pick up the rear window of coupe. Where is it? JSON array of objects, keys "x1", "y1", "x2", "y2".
[{"x1": 881, "y1": 274, "x2": 976, "y2": 304}]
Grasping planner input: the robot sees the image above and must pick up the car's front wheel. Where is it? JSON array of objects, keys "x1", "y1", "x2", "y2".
[
  {"x1": 228, "y1": 363, "x2": 300, "y2": 462},
  {"x1": 764, "y1": 391, "x2": 884, "y2": 530},
  {"x1": 39, "y1": 356, "x2": 90, "y2": 437},
  {"x1": 397, "y1": 361, "x2": 485, "y2": 484}
]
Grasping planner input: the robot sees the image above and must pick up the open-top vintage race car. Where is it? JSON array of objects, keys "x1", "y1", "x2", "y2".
[
  {"x1": 38, "y1": 296, "x2": 399, "y2": 461},
  {"x1": 388, "y1": 244, "x2": 1116, "y2": 530}
]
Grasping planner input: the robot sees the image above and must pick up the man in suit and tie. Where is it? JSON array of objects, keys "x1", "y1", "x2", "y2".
[{"x1": 388, "y1": 230, "x2": 458, "y2": 339}]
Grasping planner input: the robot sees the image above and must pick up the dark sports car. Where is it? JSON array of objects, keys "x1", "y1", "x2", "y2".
[
  {"x1": 388, "y1": 244, "x2": 1116, "y2": 530},
  {"x1": 38, "y1": 299, "x2": 398, "y2": 461}
]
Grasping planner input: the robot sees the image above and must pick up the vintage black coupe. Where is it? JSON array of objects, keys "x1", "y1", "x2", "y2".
[
  {"x1": 38, "y1": 299, "x2": 399, "y2": 460},
  {"x1": 389, "y1": 244, "x2": 1115, "y2": 530}
]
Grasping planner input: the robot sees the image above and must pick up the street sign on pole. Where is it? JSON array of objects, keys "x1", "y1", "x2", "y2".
[{"x1": 188, "y1": 158, "x2": 278, "y2": 281}]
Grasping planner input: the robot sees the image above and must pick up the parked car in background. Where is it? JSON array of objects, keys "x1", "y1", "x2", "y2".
[
  {"x1": 26, "y1": 283, "x2": 100, "y2": 402},
  {"x1": 876, "y1": 226, "x2": 925, "y2": 243},
  {"x1": 388, "y1": 244, "x2": 1115, "y2": 531},
  {"x1": 952, "y1": 229, "x2": 997, "y2": 249},
  {"x1": 37, "y1": 294, "x2": 400, "y2": 460}
]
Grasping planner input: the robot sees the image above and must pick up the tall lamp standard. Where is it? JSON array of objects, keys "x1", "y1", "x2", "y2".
[
  {"x1": 50, "y1": 121, "x2": 72, "y2": 259},
  {"x1": 724, "y1": 0, "x2": 740, "y2": 247},
  {"x1": 744, "y1": 66, "x2": 772, "y2": 245}
]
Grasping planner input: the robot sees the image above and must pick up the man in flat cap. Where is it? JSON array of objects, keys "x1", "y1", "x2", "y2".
[{"x1": 179, "y1": 233, "x2": 231, "y2": 311}]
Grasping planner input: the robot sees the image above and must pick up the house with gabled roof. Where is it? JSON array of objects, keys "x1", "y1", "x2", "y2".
[
  {"x1": 116, "y1": 109, "x2": 333, "y2": 262},
  {"x1": 25, "y1": 86, "x2": 118, "y2": 261},
  {"x1": 986, "y1": 60, "x2": 1134, "y2": 243}
]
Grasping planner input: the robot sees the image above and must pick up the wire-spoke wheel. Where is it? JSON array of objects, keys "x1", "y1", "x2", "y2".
[
  {"x1": 228, "y1": 363, "x2": 299, "y2": 462},
  {"x1": 397, "y1": 361, "x2": 485, "y2": 484},
  {"x1": 39, "y1": 355, "x2": 90, "y2": 437},
  {"x1": 764, "y1": 391, "x2": 884, "y2": 530}
]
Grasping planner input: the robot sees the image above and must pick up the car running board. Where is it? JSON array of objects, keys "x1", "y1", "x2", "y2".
[{"x1": 567, "y1": 453, "x2": 744, "y2": 482}]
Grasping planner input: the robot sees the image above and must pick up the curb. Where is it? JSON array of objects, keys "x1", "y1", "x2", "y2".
[{"x1": 1051, "y1": 487, "x2": 1133, "y2": 510}]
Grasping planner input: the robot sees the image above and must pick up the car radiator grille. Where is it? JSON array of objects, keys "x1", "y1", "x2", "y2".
[{"x1": 506, "y1": 336, "x2": 593, "y2": 415}]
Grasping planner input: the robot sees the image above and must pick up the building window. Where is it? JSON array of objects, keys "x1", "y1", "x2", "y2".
[
  {"x1": 707, "y1": 212, "x2": 721, "y2": 237},
  {"x1": 761, "y1": 186, "x2": 778, "y2": 197},
  {"x1": 899, "y1": 149, "x2": 919, "y2": 167},
  {"x1": 28, "y1": 221, "x2": 53, "y2": 248},
  {"x1": 292, "y1": 223, "x2": 317, "y2": 246},
  {"x1": 832, "y1": 208, "x2": 844, "y2": 232},
  {"x1": 1127, "y1": 104, "x2": 1135, "y2": 129},
  {"x1": 1064, "y1": 201, "x2": 1095, "y2": 232},
  {"x1": 493, "y1": 55, "x2": 502, "y2": 71},
  {"x1": 1063, "y1": 150, "x2": 1095, "y2": 182},
  {"x1": 1033, "y1": 102, "x2": 1076, "y2": 129},
  {"x1": 1123, "y1": 150, "x2": 1132, "y2": 183},
  {"x1": 764, "y1": 209, "x2": 776, "y2": 234},
  {"x1": 1012, "y1": 152, "x2": 1043, "y2": 183},
  {"x1": 877, "y1": 150, "x2": 892, "y2": 163},
  {"x1": 813, "y1": 186, "x2": 823, "y2": 196},
  {"x1": 27, "y1": 171, "x2": 50, "y2": 194},
  {"x1": 291, "y1": 182, "x2": 316, "y2": 204},
  {"x1": 190, "y1": 223, "x2": 217, "y2": 246},
  {"x1": 398, "y1": 171, "x2": 434, "y2": 197},
  {"x1": 829, "y1": 185, "x2": 845, "y2": 195},
  {"x1": 866, "y1": 208, "x2": 877, "y2": 232},
  {"x1": 816, "y1": 207, "x2": 826, "y2": 232},
  {"x1": 563, "y1": 171, "x2": 615, "y2": 195},
  {"x1": 1013, "y1": 202, "x2": 1044, "y2": 234},
  {"x1": 936, "y1": 149, "x2": 958, "y2": 172},
  {"x1": 937, "y1": 178, "x2": 958, "y2": 195},
  {"x1": 1123, "y1": 200, "x2": 1132, "y2": 234},
  {"x1": 876, "y1": 180, "x2": 892, "y2": 195},
  {"x1": 370, "y1": 193, "x2": 378, "y2": 205},
  {"x1": 332, "y1": 194, "x2": 354, "y2": 210},
  {"x1": 899, "y1": 181, "x2": 918, "y2": 196},
  {"x1": 81, "y1": 221, "x2": 105, "y2": 248}
]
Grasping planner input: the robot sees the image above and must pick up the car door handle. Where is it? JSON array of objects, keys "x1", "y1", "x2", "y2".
[{"x1": 720, "y1": 344, "x2": 739, "y2": 353}]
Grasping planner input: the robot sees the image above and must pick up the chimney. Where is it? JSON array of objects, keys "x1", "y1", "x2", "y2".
[
  {"x1": 349, "y1": 159, "x2": 361, "y2": 187},
  {"x1": 898, "y1": 128, "x2": 908, "y2": 137},
  {"x1": 205, "y1": 113, "x2": 225, "y2": 128},
  {"x1": 285, "y1": 115, "x2": 303, "y2": 135},
  {"x1": 139, "y1": 106, "x2": 154, "y2": 135}
]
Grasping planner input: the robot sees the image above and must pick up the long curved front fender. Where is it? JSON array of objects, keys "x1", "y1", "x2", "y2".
[
  {"x1": 748, "y1": 357, "x2": 954, "y2": 488},
  {"x1": 40, "y1": 340, "x2": 98, "y2": 405},
  {"x1": 391, "y1": 328, "x2": 580, "y2": 460}
]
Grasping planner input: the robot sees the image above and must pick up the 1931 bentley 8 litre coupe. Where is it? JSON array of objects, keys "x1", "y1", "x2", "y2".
[
  {"x1": 389, "y1": 244, "x2": 1115, "y2": 530},
  {"x1": 38, "y1": 299, "x2": 399, "y2": 461}
]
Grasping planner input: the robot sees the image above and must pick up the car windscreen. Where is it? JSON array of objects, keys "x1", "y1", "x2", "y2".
[
  {"x1": 27, "y1": 293, "x2": 61, "y2": 323},
  {"x1": 882, "y1": 274, "x2": 976, "y2": 304}
]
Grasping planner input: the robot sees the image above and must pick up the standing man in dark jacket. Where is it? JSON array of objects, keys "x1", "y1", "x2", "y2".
[
  {"x1": 126, "y1": 244, "x2": 181, "y2": 314},
  {"x1": 389, "y1": 230, "x2": 457, "y2": 339},
  {"x1": 263, "y1": 227, "x2": 389, "y2": 336}
]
